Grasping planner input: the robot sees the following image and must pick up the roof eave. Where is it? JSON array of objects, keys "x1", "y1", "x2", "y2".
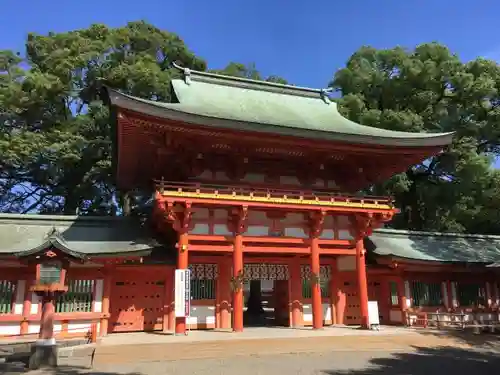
[
  {"x1": 16, "y1": 236, "x2": 88, "y2": 262},
  {"x1": 106, "y1": 88, "x2": 455, "y2": 148}
]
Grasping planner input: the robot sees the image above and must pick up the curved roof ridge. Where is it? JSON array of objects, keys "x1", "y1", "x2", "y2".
[
  {"x1": 374, "y1": 227, "x2": 500, "y2": 240},
  {"x1": 172, "y1": 62, "x2": 327, "y2": 99}
]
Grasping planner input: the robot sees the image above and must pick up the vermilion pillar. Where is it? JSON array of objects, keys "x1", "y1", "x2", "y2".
[
  {"x1": 39, "y1": 294, "x2": 55, "y2": 342},
  {"x1": 289, "y1": 258, "x2": 302, "y2": 328},
  {"x1": 217, "y1": 257, "x2": 232, "y2": 329},
  {"x1": 175, "y1": 232, "x2": 189, "y2": 335},
  {"x1": 232, "y1": 234, "x2": 244, "y2": 332},
  {"x1": 100, "y1": 267, "x2": 112, "y2": 336},
  {"x1": 311, "y1": 236, "x2": 323, "y2": 329},
  {"x1": 356, "y1": 238, "x2": 369, "y2": 329}
]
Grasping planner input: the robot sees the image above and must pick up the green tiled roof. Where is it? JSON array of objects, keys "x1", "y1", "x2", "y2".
[
  {"x1": 367, "y1": 229, "x2": 500, "y2": 264},
  {"x1": 106, "y1": 66, "x2": 454, "y2": 148},
  {"x1": 0, "y1": 214, "x2": 161, "y2": 257}
]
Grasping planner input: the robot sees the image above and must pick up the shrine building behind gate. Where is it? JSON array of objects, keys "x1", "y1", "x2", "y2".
[{"x1": 2, "y1": 65, "x2": 498, "y2": 338}]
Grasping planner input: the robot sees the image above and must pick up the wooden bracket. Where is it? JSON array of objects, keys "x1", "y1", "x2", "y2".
[
  {"x1": 309, "y1": 210, "x2": 326, "y2": 238},
  {"x1": 228, "y1": 206, "x2": 248, "y2": 235},
  {"x1": 349, "y1": 213, "x2": 374, "y2": 239},
  {"x1": 164, "y1": 201, "x2": 192, "y2": 233}
]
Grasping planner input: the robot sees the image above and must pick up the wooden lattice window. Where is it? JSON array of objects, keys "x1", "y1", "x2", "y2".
[
  {"x1": 389, "y1": 281, "x2": 399, "y2": 306},
  {"x1": 0, "y1": 280, "x2": 15, "y2": 314},
  {"x1": 56, "y1": 280, "x2": 94, "y2": 313},
  {"x1": 301, "y1": 279, "x2": 330, "y2": 299},
  {"x1": 301, "y1": 265, "x2": 331, "y2": 299},
  {"x1": 190, "y1": 279, "x2": 216, "y2": 300},
  {"x1": 189, "y1": 264, "x2": 217, "y2": 300},
  {"x1": 457, "y1": 283, "x2": 486, "y2": 307},
  {"x1": 411, "y1": 281, "x2": 443, "y2": 307}
]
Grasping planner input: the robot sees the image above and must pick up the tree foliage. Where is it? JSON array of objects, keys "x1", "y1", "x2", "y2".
[
  {"x1": 331, "y1": 43, "x2": 500, "y2": 233},
  {"x1": 1, "y1": 23, "x2": 499, "y2": 234}
]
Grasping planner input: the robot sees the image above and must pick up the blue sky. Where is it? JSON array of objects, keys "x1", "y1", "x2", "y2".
[
  {"x1": 1, "y1": 0, "x2": 499, "y2": 88},
  {"x1": 1, "y1": 0, "x2": 499, "y2": 167}
]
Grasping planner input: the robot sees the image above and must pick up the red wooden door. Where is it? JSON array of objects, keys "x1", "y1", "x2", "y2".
[{"x1": 109, "y1": 268, "x2": 166, "y2": 333}]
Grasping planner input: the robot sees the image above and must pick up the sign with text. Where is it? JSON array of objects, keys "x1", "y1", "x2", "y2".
[{"x1": 174, "y1": 269, "x2": 191, "y2": 318}]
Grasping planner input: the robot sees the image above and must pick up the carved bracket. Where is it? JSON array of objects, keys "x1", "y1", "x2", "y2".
[
  {"x1": 228, "y1": 206, "x2": 248, "y2": 235},
  {"x1": 309, "y1": 210, "x2": 326, "y2": 238},
  {"x1": 164, "y1": 202, "x2": 192, "y2": 233},
  {"x1": 349, "y1": 213, "x2": 373, "y2": 239}
]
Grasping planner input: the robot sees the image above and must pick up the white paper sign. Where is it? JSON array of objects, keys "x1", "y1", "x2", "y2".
[
  {"x1": 368, "y1": 301, "x2": 380, "y2": 326},
  {"x1": 174, "y1": 269, "x2": 191, "y2": 317}
]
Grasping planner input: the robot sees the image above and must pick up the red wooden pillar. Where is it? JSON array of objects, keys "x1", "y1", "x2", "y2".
[
  {"x1": 39, "y1": 294, "x2": 55, "y2": 342},
  {"x1": 329, "y1": 258, "x2": 338, "y2": 325},
  {"x1": 356, "y1": 238, "x2": 369, "y2": 329},
  {"x1": 311, "y1": 236, "x2": 323, "y2": 329},
  {"x1": 232, "y1": 234, "x2": 244, "y2": 332},
  {"x1": 20, "y1": 276, "x2": 32, "y2": 336},
  {"x1": 289, "y1": 258, "x2": 302, "y2": 328},
  {"x1": 217, "y1": 257, "x2": 232, "y2": 329},
  {"x1": 163, "y1": 267, "x2": 173, "y2": 333},
  {"x1": 175, "y1": 232, "x2": 189, "y2": 335},
  {"x1": 100, "y1": 266, "x2": 112, "y2": 336}
]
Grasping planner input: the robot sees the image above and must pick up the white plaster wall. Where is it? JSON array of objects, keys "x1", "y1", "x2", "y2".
[
  {"x1": 69, "y1": 320, "x2": 92, "y2": 333},
  {"x1": 28, "y1": 324, "x2": 40, "y2": 334},
  {"x1": 284, "y1": 227, "x2": 308, "y2": 238},
  {"x1": 451, "y1": 282, "x2": 458, "y2": 308},
  {"x1": 242, "y1": 173, "x2": 266, "y2": 183},
  {"x1": 189, "y1": 223, "x2": 210, "y2": 235},
  {"x1": 404, "y1": 281, "x2": 411, "y2": 308},
  {"x1": 337, "y1": 256, "x2": 356, "y2": 271},
  {"x1": 94, "y1": 280, "x2": 103, "y2": 313},
  {"x1": 214, "y1": 171, "x2": 230, "y2": 181},
  {"x1": 486, "y1": 282, "x2": 492, "y2": 306},
  {"x1": 279, "y1": 176, "x2": 301, "y2": 185},
  {"x1": 302, "y1": 303, "x2": 332, "y2": 323},
  {"x1": 187, "y1": 305, "x2": 215, "y2": 326},
  {"x1": 442, "y1": 282, "x2": 449, "y2": 308},
  {"x1": 30, "y1": 293, "x2": 40, "y2": 315},
  {"x1": 389, "y1": 310, "x2": 403, "y2": 323},
  {"x1": 13, "y1": 280, "x2": 25, "y2": 314},
  {"x1": 0, "y1": 323, "x2": 21, "y2": 336}
]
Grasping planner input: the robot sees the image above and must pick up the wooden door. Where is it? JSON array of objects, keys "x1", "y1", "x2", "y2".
[
  {"x1": 109, "y1": 268, "x2": 166, "y2": 333},
  {"x1": 273, "y1": 280, "x2": 290, "y2": 326}
]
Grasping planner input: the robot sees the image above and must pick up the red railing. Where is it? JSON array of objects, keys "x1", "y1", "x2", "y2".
[{"x1": 154, "y1": 180, "x2": 395, "y2": 207}]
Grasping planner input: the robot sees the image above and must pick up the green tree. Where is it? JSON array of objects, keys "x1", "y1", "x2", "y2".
[
  {"x1": 0, "y1": 21, "x2": 206, "y2": 215},
  {"x1": 331, "y1": 43, "x2": 500, "y2": 233},
  {"x1": 211, "y1": 62, "x2": 288, "y2": 84}
]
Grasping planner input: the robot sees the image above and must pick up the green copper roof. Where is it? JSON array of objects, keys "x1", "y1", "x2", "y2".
[
  {"x1": 367, "y1": 229, "x2": 500, "y2": 264},
  {"x1": 106, "y1": 65, "x2": 454, "y2": 148},
  {"x1": 0, "y1": 214, "x2": 161, "y2": 257}
]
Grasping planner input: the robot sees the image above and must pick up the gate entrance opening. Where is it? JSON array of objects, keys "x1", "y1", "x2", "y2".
[{"x1": 242, "y1": 263, "x2": 290, "y2": 327}]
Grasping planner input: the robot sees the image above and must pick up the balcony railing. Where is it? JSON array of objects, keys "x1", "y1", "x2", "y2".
[{"x1": 154, "y1": 180, "x2": 395, "y2": 210}]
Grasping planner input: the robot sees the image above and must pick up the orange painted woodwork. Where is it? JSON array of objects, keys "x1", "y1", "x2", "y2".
[
  {"x1": 310, "y1": 236, "x2": 323, "y2": 330},
  {"x1": 356, "y1": 238, "x2": 369, "y2": 328},
  {"x1": 217, "y1": 257, "x2": 232, "y2": 330},
  {"x1": 232, "y1": 234, "x2": 244, "y2": 332},
  {"x1": 289, "y1": 259, "x2": 303, "y2": 327},
  {"x1": 108, "y1": 269, "x2": 166, "y2": 333},
  {"x1": 100, "y1": 268, "x2": 112, "y2": 335},
  {"x1": 175, "y1": 232, "x2": 189, "y2": 335}
]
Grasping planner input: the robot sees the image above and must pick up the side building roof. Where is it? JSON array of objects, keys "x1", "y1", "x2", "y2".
[
  {"x1": 106, "y1": 64, "x2": 454, "y2": 148},
  {"x1": 367, "y1": 228, "x2": 500, "y2": 264},
  {"x1": 0, "y1": 214, "x2": 162, "y2": 259}
]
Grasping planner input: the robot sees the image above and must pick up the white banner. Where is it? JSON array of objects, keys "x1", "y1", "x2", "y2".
[{"x1": 174, "y1": 269, "x2": 191, "y2": 318}]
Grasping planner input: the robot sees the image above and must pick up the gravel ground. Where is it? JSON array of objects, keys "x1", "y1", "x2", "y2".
[{"x1": 4, "y1": 347, "x2": 500, "y2": 375}]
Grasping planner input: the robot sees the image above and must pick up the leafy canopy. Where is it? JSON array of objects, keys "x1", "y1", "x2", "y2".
[{"x1": 331, "y1": 43, "x2": 500, "y2": 233}]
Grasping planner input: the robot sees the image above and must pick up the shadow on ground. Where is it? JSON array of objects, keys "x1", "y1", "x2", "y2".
[
  {"x1": 0, "y1": 362, "x2": 142, "y2": 375},
  {"x1": 417, "y1": 328, "x2": 500, "y2": 348},
  {"x1": 325, "y1": 346, "x2": 500, "y2": 375}
]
